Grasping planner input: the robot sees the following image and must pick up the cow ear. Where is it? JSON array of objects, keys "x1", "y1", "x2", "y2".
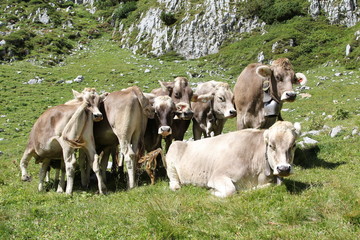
[
  {"x1": 143, "y1": 93, "x2": 156, "y2": 106},
  {"x1": 193, "y1": 92, "x2": 214, "y2": 103},
  {"x1": 159, "y1": 81, "x2": 173, "y2": 94},
  {"x1": 72, "y1": 89, "x2": 83, "y2": 101},
  {"x1": 100, "y1": 92, "x2": 109, "y2": 102},
  {"x1": 295, "y1": 72, "x2": 307, "y2": 86},
  {"x1": 144, "y1": 105, "x2": 155, "y2": 119},
  {"x1": 293, "y1": 122, "x2": 301, "y2": 137},
  {"x1": 256, "y1": 66, "x2": 272, "y2": 78}
]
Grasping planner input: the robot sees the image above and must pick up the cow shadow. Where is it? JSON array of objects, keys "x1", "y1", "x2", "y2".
[
  {"x1": 283, "y1": 179, "x2": 323, "y2": 195},
  {"x1": 294, "y1": 145, "x2": 345, "y2": 169}
]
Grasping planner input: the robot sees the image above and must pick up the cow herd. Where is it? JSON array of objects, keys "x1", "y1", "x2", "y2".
[{"x1": 19, "y1": 58, "x2": 307, "y2": 197}]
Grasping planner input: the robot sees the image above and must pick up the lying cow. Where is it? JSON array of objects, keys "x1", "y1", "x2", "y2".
[
  {"x1": 20, "y1": 88, "x2": 108, "y2": 194},
  {"x1": 191, "y1": 81, "x2": 236, "y2": 140},
  {"x1": 234, "y1": 58, "x2": 307, "y2": 129},
  {"x1": 166, "y1": 121, "x2": 301, "y2": 197}
]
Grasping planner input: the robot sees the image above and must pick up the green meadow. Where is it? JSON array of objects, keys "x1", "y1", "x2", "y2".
[
  {"x1": 0, "y1": 36, "x2": 359, "y2": 239},
  {"x1": 1, "y1": 0, "x2": 360, "y2": 238}
]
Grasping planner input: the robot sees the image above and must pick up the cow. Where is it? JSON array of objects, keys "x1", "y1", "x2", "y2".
[
  {"x1": 151, "y1": 77, "x2": 211, "y2": 150},
  {"x1": 234, "y1": 58, "x2": 307, "y2": 130},
  {"x1": 143, "y1": 94, "x2": 176, "y2": 152},
  {"x1": 82, "y1": 86, "x2": 154, "y2": 189},
  {"x1": 166, "y1": 121, "x2": 301, "y2": 197},
  {"x1": 19, "y1": 88, "x2": 108, "y2": 195},
  {"x1": 151, "y1": 77, "x2": 194, "y2": 151},
  {"x1": 191, "y1": 81, "x2": 236, "y2": 140}
]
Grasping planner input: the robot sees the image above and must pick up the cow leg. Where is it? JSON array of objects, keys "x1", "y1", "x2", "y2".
[
  {"x1": 20, "y1": 148, "x2": 34, "y2": 181},
  {"x1": 78, "y1": 149, "x2": 90, "y2": 189},
  {"x1": 192, "y1": 119, "x2": 203, "y2": 140},
  {"x1": 91, "y1": 152, "x2": 107, "y2": 194},
  {"x1": 208, "y1": 176, "x2": 236, "y2": 198},
  {"x1": 62, "y1": 147, "x2": 77, "y2": 195},
  {"x1": 99, "y1": 147, "x2": 112, "y2": 183},
  {"x1": 119, "y1": 139, "x2": 137, "y2": 189},
  {"x1": 167, "y1": 167, "x2": 181, "y2": 191},
  {"x1": 38, "y1": 159, "x2": 50, "y2": 192},
  {"x1": 54, "y1": 167, "x2": 60, "y2": 189},
  {"x1": 56, "y1": 160, "x2": 66, "y2": 193}
]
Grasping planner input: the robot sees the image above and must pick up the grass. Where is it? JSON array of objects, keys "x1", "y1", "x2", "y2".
[{"x1": 0, "y1": 35, "x2": 359, "y2": 239}]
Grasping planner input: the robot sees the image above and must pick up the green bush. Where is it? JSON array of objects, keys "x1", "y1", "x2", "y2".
[
  {"x1": 239, "y1": 0, "x2": 308, "y2": 24},
  {"x1": 333, "y1": 108, "x2": 350, "y2": 121},
  {"x1": 160, "y1": 12, "x2": 177, "y2": 26},
  {"x1": 112, "y1": 1, "x2": 137, "y2": 21}
]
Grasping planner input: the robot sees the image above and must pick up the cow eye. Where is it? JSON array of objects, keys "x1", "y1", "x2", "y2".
[
  {"x1": 269, "y1": 144, "x2": 276, "y2": 150},
  {"x1": 218, "y1": 96, "x2": 225, "y2": 102}
]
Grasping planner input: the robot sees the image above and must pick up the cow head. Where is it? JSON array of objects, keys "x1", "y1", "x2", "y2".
[
  {"x1": 207, "y1": 82, "x2": 236, "y2": 119},
  {"x1": 263, "y1": 121, "x2": 301, "y2": 177},
  {"x1": 256, "y1": 58, "x2": 307, "y2": 103},
  {"x1": 152, "y1": 95, "x2": 176, "y2": 137},
  {"x1": 72, "y1": 88, "x2": 108, "y2": 122},
  {"x1": 159, "y1": 77, "x2": 194, "y2": 120}
]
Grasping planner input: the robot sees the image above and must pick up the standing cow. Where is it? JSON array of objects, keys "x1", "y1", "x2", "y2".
[
  {"x1": 87, "y1": 86, "x2": 154, "y2": 189},
  {"x1": 191, "y1": 81, "x2": 236, "y2": 140},
  {"x1": 166, "y1": 121, "x2": 301, "y2": 197},
  {"x1": 234, "y1": 58, "x2": 307, "y2": 129},
  {"x1": 151, "y1": 77, "x2": 195, "y2": 151},
  {"x1": 20, "y1": 88, "x2": 108, "y2": 195}
]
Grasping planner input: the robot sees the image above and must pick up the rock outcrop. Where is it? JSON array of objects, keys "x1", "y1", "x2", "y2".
[
  {"x1": 118, "y1": 0, "x2": 264, "y2": 59},
  {"x1": 308, "y1": 0, "x2": 359, "y2": 27},
  {"x1": 114, "y1": 0, "x2": 359, "y2": 59}
]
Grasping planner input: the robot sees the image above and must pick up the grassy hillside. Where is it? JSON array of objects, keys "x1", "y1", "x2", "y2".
[
  {"x1": 0, "y1": 1, "x2": 359, "y2": 239},
  {"x1": 1, "y1": 35, "x2": 360, "y2": 239}
]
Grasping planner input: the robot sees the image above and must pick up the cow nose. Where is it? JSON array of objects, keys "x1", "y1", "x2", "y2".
[
  {"x1": 229, "y1": 110, "x2": 237, "y2": 117},
  {"x1": 286, "y1": 92, "x2": 296, "y2": 99},
  {"x1": 277, "y1": 165, "x2": 291, "y2": 175},
  {"x1": 159, "y1": 126, "x2": 172, "y2": 137},
  {"x1": 183, "y1": 110, "x2": 194, "y2": 120},
  {"x1": 93, "y1": 113, "x2": 103, "y2": 121}
]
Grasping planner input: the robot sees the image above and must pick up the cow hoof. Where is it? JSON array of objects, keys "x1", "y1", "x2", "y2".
[
  {"x1": 169, "y1": 182, "x2": 181, "y2": 191},
  {"x1": 21, "y1": 175, "x2": 32, "y2": 182}
]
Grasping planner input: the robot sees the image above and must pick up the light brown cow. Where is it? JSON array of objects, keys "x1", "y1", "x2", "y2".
[
  {"x1": 234, "y1": 58, "x2": 307, "y2": 129},
  {"x1": 88, "y1": 86, "x2": 154, "y2": 189},
  {"x1": 19, "y1": 88, "x2": 108, "y2": 194},
  {"x1": 191, "y1": 81, "x2": 236, "y2": 140},
  {"x1": 166, "y1": 121, "x2": 301, "y2": 197}
]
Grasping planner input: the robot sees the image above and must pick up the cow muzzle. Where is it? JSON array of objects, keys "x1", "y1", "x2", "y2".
[
  {"x1": 158, "y1": 126, "x2": 172, "y2": 137},
  {"x1": 93, "y1": 113, "x2": 103, "y2": 122},
  {"x1": 274, "y1": 164, "x2": 292, "y2": 177},
  {"x1": 224, "y1": 109, "x2": 237, "y2": 118},
  {"x1": 281, "y1": 91, "x2": 296, "y2": 102},
  {"x1": 175, "y1": 110, "x2": 194, "y2": 120}
]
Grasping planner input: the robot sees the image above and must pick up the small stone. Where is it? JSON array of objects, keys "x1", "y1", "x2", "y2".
[{"x1": 330, "y1": 126, "x2": 342, "y2": 138}]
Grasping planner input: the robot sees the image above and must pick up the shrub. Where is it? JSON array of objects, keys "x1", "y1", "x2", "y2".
[
  {"x1": 333, "y1": 108, "x2": 350, "y2": 121},
  {"x1": 239, "y1": 0, "x2": 308, "y2": 24},
  {"x1": 112, "y1": 1, "x2": 137, "y2": 21},
  {"x1": 160, "y1": 12, "x2": 177, "y2": 26}
]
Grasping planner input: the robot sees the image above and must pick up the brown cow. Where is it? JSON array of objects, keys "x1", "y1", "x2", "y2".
[
  {"x1": 143, "y1": 94, "x2": 176, "y2": 152},
  {"x1": 234, "y1": 58, "x2": 307, "y2": 129},
  {"x1": 19, "y1": 88, "x2": 108, "y2": 194},
  {"x1": 166, "y1": 121, "x2": 301, "y2": 197},
  {"x1": 85, "y1": 86, "x2": 154, "y2": 189},
  {"x1": 151, "y1": 77, "x2": 195, "y2": 151},
  {"x1": 192, "y1": 81, "x2": 236, "y2": 140}
]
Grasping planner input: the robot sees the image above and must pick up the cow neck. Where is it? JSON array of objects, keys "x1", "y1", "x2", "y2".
[
  {"x1": 262, "y1": 76, "x2": 281, "y2": 104},
  {"x1": 264, "y1": 142, "x2": 273, "y2": 177}
]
